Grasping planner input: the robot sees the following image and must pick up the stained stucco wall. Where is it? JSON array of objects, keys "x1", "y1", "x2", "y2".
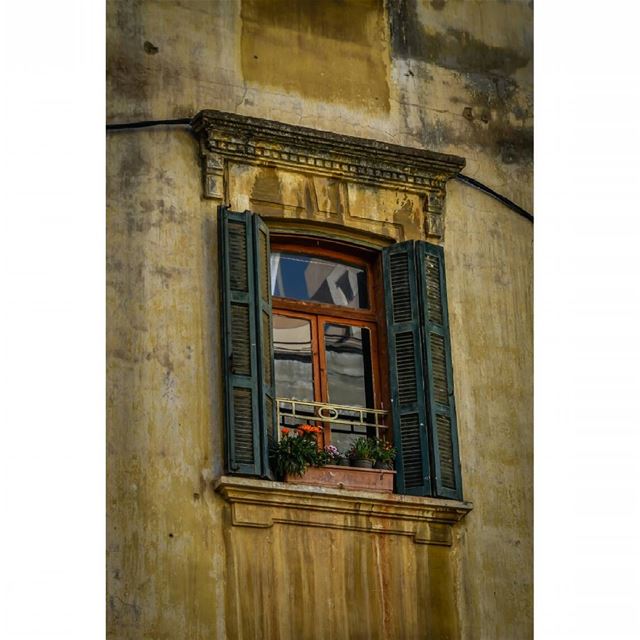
[{"x1": 107, "y1": 1, "x2": 532, "y2": 638}]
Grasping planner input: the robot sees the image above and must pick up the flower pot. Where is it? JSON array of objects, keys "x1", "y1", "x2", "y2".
[
  {"x1": 374, "y1": 460, "x2": 394, "y2": 470},
  {"x1": 284, "y1": 465, "x2": 396, "y2": 493},
  {"x1": 350, "y1": 458, "x2": 373, "y2": 469},
  {"x1": 337, "y1": 457, "x2": 350, "y2": 466}
]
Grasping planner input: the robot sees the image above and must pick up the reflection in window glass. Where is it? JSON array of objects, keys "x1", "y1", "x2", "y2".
[
  {"x1": 271, "y1": 252, "x2": 368, "y2": 309},
  {"x1": 273, "y1": 314, "x2": 314, "y2": 402},
  {"x1": 324, "y1": 323, "x2": 374, "y2": 452}
]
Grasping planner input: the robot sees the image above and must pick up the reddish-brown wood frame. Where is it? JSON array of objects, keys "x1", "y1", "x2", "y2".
[{"x1": 270, "y1": 237, "x2": 390, "y2": 447}]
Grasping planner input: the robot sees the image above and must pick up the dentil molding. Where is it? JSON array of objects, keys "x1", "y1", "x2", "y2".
[{"x1": 190, "y1": 110, "x2": 465, "y2": 240}]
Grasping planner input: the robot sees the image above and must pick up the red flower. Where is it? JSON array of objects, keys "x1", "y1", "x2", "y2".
[{"x1": 281, "y1": 428, "x2": 290, "y2": 435}]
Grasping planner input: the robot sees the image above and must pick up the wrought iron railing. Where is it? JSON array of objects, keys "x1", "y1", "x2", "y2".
[{"x1": 275, "y1": 397, "x2": 389, "y2": 441}]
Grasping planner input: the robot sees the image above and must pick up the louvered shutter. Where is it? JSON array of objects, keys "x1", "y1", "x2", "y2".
[
  {"x1": 219, "y1": 206, "x2": 273, "y2": 477},
  {"x1": 416, "y1": 242, "x2": 463, "y2": 500},
  {"x1": 252, "y1": 214, "x2": 276, "y2": 478},
  {"x1": 383, "y1": 242, "x2": 432, "y2": 496}
]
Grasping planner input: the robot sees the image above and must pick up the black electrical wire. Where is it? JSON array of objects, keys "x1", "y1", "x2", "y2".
[
  {"x1": 106, "y1": 117, "x2": 192, "y2": 131},
  {"x1": 105, "y1": 117, "x2": 533, "y2": 223},
  {"x1": 455, "y1": 173, "x2": 533, "y2": 223}
]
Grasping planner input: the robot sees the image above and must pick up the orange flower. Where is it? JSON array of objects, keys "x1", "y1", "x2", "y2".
[
  {"x1": 281, "y1": 428, "x2": 290, "y2": 435},
  {"x1": 298, "y1": 424, "x2": 322, "y2": 434}
]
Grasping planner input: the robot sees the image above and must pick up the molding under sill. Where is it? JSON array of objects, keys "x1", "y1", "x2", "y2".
[{"x1": 215, "y1": 475, "x2": 473, "y2": 546}]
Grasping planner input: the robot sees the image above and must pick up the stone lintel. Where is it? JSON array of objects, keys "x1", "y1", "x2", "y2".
[
  {"x1": 215, "y1": 475, "x2": 472, "y2": 546},
  {"x1": 191, "y1": 110, "x2": 466, "y2": 241}
]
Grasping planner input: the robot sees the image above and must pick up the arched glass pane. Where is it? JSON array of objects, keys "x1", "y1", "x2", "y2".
[{"x1": 271, "y1": 252, "x2": 368, "y2": 309}]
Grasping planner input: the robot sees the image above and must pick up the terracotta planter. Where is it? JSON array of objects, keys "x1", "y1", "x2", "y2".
[{"x1": 285, "y1": 465, "x2": 396, "y2": 493}]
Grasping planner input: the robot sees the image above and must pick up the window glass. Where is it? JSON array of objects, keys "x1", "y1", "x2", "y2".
[
  {"x1": 273, "y1": 314, "x2": 317, "y2": 427},
  {"x1": 273, "y1": 314, "x2": 314, "y2": 401},
  {"x1": 324, "y1": 323, "x2": 374, "y2": 451},
  {"x1": 271, "y1": 252, "x2": 368, "y2": 309}
]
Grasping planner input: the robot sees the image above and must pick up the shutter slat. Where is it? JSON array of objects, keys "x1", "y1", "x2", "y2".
[
  {"x1": 400, "y1": 414, "x2": 425, "y2": 488},
  {"x1": 436, "y1": 414, "x2": 456, "y2": 490},
  {"x1": 424, "y1": 253, "x2": 443, "y2": 324},
  {"x1": 230, "y1": 304, "x2": 251, "y2": 375},
  {"x1": 417, "y1": 242, "x2": 463, "y2": 500},
  {"x1": 429, "y1": 332, "x2": 448, "y2": 405},
  {"x1": 383, "y1": 242, "x2": 432, "y2": 496},
  {"x1": 229, "y1": 221, "x2": 249, "y2": 293},
  {"x1": 232, "y1": 389, "x2": 255, "y2": 465},
  {"x1": 389, "y1": 253, "x2": 413, "y2": 323},
  {"x1": 396, "y1": 333, "x2": 418, "y2": 404}
]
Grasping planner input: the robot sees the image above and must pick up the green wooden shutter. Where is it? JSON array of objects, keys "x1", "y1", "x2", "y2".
[
  {"x1": 416, "y1": 242, "x2": 463, "y2": 500},
  {"x1": 383, "y1": 241, "x2": 432, "y2": 496},
  {"x1": 219, "y1": 205, "x2": 271, "y2": 477},
  {"x1": 252, "y1": 214, "x2": 276, "y2": 479}
]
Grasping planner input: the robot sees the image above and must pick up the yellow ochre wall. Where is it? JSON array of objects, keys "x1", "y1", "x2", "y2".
[{"x1": 107, "y1": 1, "x2": 532, "y2": 638}]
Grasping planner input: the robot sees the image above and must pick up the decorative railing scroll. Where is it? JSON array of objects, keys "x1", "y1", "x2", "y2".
[{"x1": 275, "y1": 397, "x2": 389, "y2": 442}]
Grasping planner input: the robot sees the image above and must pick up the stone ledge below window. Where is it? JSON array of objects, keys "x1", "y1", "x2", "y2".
[{"x1": 215, "y1": 475, "x2": 473, "y2": 546}]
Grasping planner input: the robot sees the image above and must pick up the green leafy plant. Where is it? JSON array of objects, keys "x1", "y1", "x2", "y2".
[
  {"x1": 372, "y1": 437, "x2": 396, "y2": 468},
  {"x1": 346, "y1": 436, "x2": 376, "y2": 461},
  {"x1": 269, "y1": 425, "x2": 325, "y2": 479}
]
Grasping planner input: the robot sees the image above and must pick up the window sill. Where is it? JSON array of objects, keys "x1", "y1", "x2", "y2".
[{"x1": 215, "y1": 475, "x2": 472, "y2": 546}]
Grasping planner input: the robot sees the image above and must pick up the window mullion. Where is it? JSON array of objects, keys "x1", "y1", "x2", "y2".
[{"x1": 315, "y1": 316, "x2": 331, "y2": 446}]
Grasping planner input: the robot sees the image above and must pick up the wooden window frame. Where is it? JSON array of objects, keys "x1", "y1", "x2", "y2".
[{"x1": 271, "y1": 236, "x2": 390, "y2": 448}]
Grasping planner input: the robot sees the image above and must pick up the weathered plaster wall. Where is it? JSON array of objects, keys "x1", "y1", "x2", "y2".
[
  {"x1": 445, "y1": 180, "x2": 533, "y2": 638},
  {"x1": 107, "y1": 1, "x2": 532, "y2": 638},
  {"x1": 107, "y1": 128, "x2": 227, "y2": 637}
]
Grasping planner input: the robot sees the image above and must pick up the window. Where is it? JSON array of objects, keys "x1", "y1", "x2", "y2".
[
  {"x1": 219, "y1": 206, "x2": 462, "y2": 500},
  {"x1": 270, "y1": 240, "x2": 388, "y2": 452}
]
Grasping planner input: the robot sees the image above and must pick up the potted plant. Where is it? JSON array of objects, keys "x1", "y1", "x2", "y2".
[
  {"x1": 322, "y1": 444, "x2": 349, "y2": 466},
  {"x1": 347, "y1": 437, "x2": 375, "y2": 468},
  {"x1": 269, "y1": 425, "x2": 324, "y2": 479},
  {"x1": 372, "y1": 437, "x2": 396, "y2": 470},
  {"x1": 273, "y1": 430, "x2": 395, "y2": 493}
]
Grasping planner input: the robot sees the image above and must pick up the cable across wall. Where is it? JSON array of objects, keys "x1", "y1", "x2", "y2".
[{"x1": 106, "y1": 117, "x2": 533, "y2": 223}]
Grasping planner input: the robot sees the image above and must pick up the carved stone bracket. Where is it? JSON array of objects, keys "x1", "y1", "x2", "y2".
[
  {"x1": 203, "y1": 152, "x2": 224, "y2": 199},
  {"x1": 425, "y1": 190, "x2": 446, "y2": 239},
  {"x1": 215, "y1": 475, "x2": 472, "y2": 546},
  {"x1": 191, "y1": 110, "x2": 465, "y2": 240}
]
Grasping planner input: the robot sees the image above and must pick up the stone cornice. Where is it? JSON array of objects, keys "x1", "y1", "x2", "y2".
[
  {"x1": 215, "y1": 475, "x2": 472, "y2": 546},
  {"x1": 191, "y1": 110, "x2": 465, "y2": 196}
]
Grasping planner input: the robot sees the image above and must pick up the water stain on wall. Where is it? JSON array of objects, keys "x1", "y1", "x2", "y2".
[
  {"x1": 390, "y1": 0, "x2": 530, "y2": 76},
  {"x1": 250, "y1": 167, "x2": 286, "y2": 216},
  {"x1": 390, "y1": 0, "x2": 532, "y2": 165},
  {"x1": 241, "y1": 0, "x2": 390, "y2": 113}
]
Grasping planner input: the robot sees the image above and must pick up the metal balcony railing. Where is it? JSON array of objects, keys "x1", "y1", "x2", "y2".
[{"x1": 275, "y1": 397, "x2": 389, "y2": 441}]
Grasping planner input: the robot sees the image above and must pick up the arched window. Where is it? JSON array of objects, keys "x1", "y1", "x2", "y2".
[{"x1": 270, "y1": 237, "x2": 389, "y2": 451}]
